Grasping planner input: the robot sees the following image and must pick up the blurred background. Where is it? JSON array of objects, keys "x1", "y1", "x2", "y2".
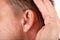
[
  {"x1": 54, "y1": 0, "x2": 60, "y2": 39},
  {"x1": 54, "y1": 0, "x2": 60, "y2": 18}
]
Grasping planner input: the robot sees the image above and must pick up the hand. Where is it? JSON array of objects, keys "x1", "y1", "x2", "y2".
[{"x1": 33, "y1": 0, "x2": 60, "y2": 40}]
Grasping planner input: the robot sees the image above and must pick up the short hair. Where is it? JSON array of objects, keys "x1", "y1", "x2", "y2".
[{"x1": 7, "y1": 0, "x2": 53, "y2": 27}]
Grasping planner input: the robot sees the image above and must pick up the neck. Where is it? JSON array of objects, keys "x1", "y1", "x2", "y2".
[{"x1": 24, "y1": 22, "x2": 41, "y2": 40}]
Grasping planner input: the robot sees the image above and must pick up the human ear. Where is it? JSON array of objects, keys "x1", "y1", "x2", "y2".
[{"x1": 22, "y1": 10, "x2": 36, "y2": 32}]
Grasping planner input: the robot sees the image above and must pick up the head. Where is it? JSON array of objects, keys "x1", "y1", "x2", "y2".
[{"x1": 0, "y1": 0, "x2": 53, "y2": 40}]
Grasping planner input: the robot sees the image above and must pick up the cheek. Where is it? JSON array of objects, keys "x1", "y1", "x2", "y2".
[{"x1": 0, "y1": 14, "x2": 24, "y2": 39}]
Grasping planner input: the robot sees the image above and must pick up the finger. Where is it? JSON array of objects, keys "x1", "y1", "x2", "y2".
[
  {"x1": 43, "y1": 0, "x2": 58, "y2": 19},
  {"x1": 33, "y1": 0, "x2": 58, "y2": 24},
  {"x1": 33, "y1": 0, "x2": 48, "y2": 18},
  {"x1": 33, "y1": 0, "x2": 50, "y2": 21}
]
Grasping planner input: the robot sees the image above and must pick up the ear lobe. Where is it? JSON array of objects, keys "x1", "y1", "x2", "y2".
[{"x1": 23, "y1": 10, "x2": 35, "y2": 32}]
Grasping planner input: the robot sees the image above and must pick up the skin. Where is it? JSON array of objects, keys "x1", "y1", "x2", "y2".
[
  {"x1": 0, "y1": 0, "x2": 24, "y2": 40},
  {"x1": 0, "y1": 0, "x2": 60, "y2": 40},
  {"x1": 33, "y1": 0, "x2": 60, "y2": 40},
  {"x1": 0, "y1": 0, "x2": 40, "y2": 40}
]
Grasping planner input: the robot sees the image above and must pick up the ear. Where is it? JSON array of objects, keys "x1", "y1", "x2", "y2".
[{"x1": 22, "y1": 10, "x2": 36, "y2": 32}]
